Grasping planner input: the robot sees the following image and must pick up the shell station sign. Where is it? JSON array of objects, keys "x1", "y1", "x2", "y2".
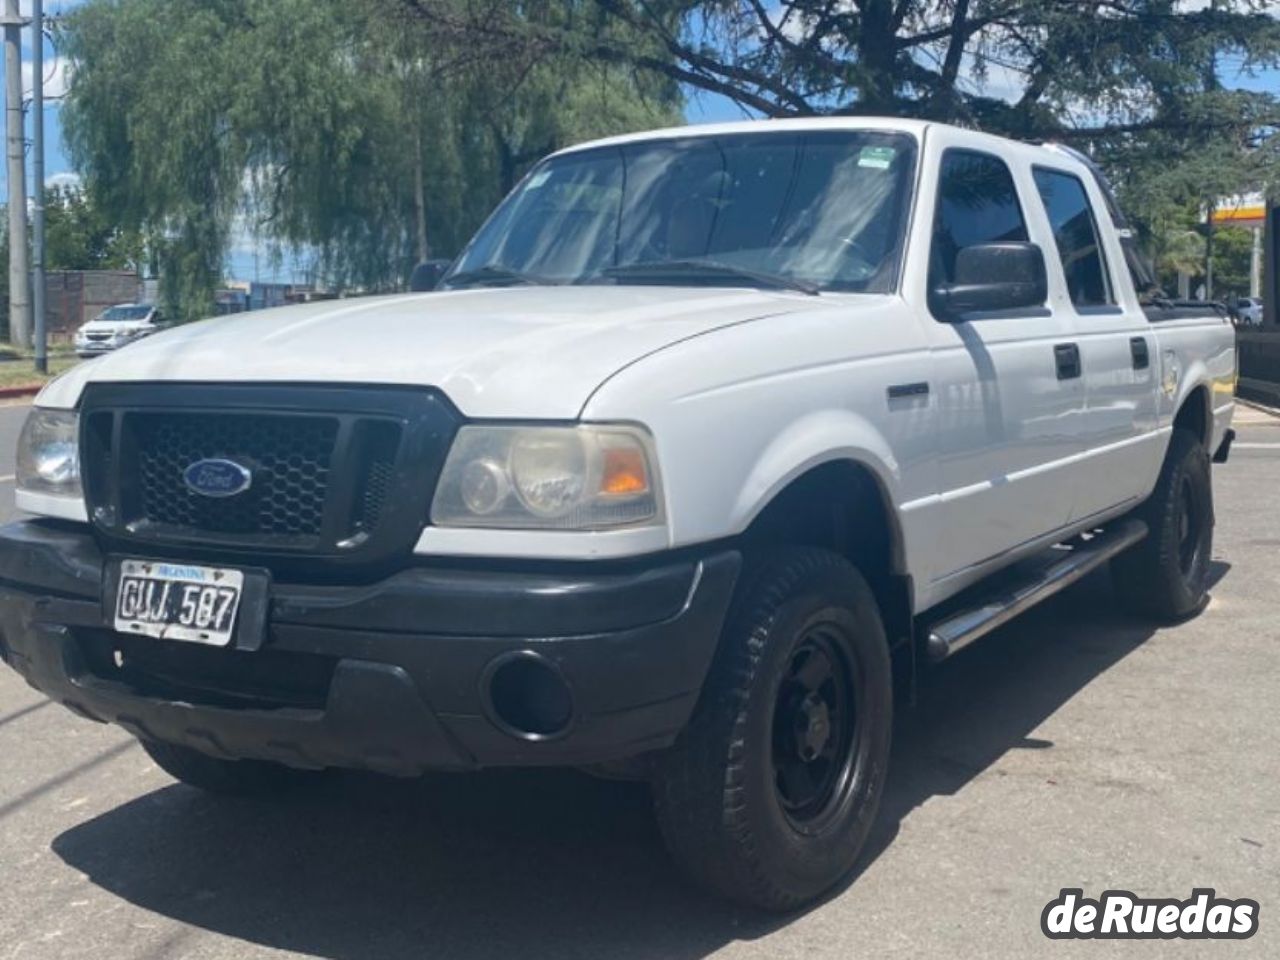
[{"x1": 1209, "y1": 193, "x2": 1268, "y2": 229}]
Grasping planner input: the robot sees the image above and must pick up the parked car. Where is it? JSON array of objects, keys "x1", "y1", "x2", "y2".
[
  {"x1": 72, "y1": 303, "x2": 166, "y2": 357},
  {"x1": 1234, "y1": 297, "x2": 1264, "y2": 326},
  {"x1": 1, "y1": 119, "x2": 1237, "y2": 911}
]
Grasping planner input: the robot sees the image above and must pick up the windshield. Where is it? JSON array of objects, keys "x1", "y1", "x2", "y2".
[
  {"x1": 99, "y1": 305, "x2": 151, "y2": 322},
  {"x1": 447, "y1": 130, "x2": 918, "y2": 294}
]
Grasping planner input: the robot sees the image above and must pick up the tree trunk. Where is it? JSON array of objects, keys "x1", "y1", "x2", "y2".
[{"x1": 856, "y1": 0, "x2": 898, "y2": 112}]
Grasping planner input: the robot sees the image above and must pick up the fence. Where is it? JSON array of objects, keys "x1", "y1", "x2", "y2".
[{"x1": 1237, "y1": 330, "x2": 1280, "y2": 407}]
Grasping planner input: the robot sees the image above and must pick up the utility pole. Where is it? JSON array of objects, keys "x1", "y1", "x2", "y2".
[
  {"x1": 31, "y1": 0, "x2": 45, "y2": 372},
  {"x1": 2, "y1": 0, "x2": 28, "y2": 349}
]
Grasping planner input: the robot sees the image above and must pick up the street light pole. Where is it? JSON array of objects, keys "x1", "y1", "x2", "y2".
[
  {"x1": 31, "y1": 0, "x2": 45, "y2": 373},
  {"x1": 2, "y1": 0, "x2": 29, "y2": 350}
]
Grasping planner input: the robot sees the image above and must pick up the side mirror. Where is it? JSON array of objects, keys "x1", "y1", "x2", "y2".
[
  {"x1": 932, "y1": 242, "x2": 1048, "y2": 321},
  {"x1": 409, "y1": 259, "x2": 451, "y2": 293}
]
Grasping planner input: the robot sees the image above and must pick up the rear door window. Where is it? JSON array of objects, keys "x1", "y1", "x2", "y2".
[{"x1": 1032, "y1": 168, "x2": 1114, "y2": 307}]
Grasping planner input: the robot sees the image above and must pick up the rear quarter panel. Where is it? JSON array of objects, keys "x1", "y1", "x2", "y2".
[{"x1": 1152, "y1": 313, "x2": 1237, "y2": 484}]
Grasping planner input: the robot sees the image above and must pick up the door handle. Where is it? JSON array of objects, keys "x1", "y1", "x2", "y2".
[
  {"x1": 1054, "y1": 343, "x2": 1081, "y2": 380},
  {"x1": 1130, "y1": 336, "x2": 1150, "y2": 370}
]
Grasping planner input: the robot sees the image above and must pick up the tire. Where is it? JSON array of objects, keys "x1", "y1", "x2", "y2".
[
  {"x1": 652, "y1": 547, "x2": 893, "y2": 912},
  {"x1": 141, "y1": 739, "x2": 316, "y2": 796},
  {"x1": 1112, "y1": 427, "x2": 1214, "y2": 620}
]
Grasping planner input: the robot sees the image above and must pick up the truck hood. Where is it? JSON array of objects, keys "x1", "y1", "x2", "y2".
[{"x1": 40, "y1": 286, "x2": 828, "y2": 417}]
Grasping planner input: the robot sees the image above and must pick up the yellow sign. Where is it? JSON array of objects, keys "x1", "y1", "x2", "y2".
[{"x1": 1209, "y1": 194, "x2": 1267, "y2": 228}]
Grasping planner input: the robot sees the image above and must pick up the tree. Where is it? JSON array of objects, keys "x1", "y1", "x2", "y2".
[
  {"x1": 403, "y1": 0, "x2": 1280, "y2": 262},
  {"x1": 58, "y1": 0, "x2": 680, "y2": 319},
  {"x1": 403, "y1": 0, "x2": 1280, "y2": 133},
  {"x1": 43, "y1": 186, "x2": 144, "y2": 272}
]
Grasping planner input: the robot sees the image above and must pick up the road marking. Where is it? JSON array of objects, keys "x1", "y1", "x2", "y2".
[
  {"x1": 0, "y1": 474, "x2": 13, "y2": 482},
  {"x1": 1233, "y1": 442, "x2": 1280, "y2": 450}
]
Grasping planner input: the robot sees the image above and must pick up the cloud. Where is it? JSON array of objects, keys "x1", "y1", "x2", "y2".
[
  {"x1": 21, "y1": 53, "x2": 70, "y2": 100},
  {"x1": 45, "y1": 170, "x2": 79, "y2": 189}
]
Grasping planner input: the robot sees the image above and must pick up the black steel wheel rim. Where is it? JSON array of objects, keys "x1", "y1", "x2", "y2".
[{"x1": 771, "y1": 625, "x2": 861, "y2": 833}]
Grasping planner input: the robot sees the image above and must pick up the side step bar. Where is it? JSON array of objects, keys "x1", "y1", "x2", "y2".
[{"x1": 924, "y1": 519, "x2": 1148, "y2": 663}]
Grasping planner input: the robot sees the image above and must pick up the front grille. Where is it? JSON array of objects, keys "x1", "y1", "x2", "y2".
[
  {"x1": 135, "y1": 412, "x2": 339, "y2": 537},
  {"x1": 81, "y1": 384, "x2": 459, "y2": 570}
]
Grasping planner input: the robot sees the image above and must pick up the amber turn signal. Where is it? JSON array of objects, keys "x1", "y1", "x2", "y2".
[{"x1": 600, "y1": 446, "x2": 649, "y2": 496}]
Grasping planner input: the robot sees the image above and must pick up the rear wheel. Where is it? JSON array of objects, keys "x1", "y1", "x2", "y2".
[
  {"x1": 141, "y1": 739, "x2": 316, "y2": 796},
  {"x1": 1112, "y1": 428, "x2": 1214, "y2": 620},
  {"x1": 652, "y1": 548, "x2": 893, "y2": 912}
]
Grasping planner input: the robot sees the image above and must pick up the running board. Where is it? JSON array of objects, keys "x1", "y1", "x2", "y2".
[{"x1": 924, "y1": 519, "x2": 1148, "y2": 663}]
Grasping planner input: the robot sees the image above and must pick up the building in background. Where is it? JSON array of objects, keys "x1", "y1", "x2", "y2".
[
  {"x1": 44, "y1": 270, "x2": 143, "y2": 341},
  {"x1": 214, "y1": 280, "x2": 321, "y2": 315}
]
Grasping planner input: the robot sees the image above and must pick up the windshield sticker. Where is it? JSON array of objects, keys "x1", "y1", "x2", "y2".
[
  {"x1": 526, "y1": 169, "x2": 552, "y2": 189},
  {"x1": 858, "y1": 146, "x2": 896, "y2": 170}
]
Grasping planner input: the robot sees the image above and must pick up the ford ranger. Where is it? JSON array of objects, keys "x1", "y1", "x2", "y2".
[{"x1": 0, "y1": 119, "x2": 1237, "y2": 911}]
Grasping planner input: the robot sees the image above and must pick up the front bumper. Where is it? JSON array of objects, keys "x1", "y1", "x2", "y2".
[
  {"x1": 74, "y1": 339, "x2": 118, "y2": 355},
  {"x1": 0, "y1": 520, "x2": 739, "y2": 775}
]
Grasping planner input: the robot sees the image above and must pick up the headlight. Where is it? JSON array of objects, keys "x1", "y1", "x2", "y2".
[
  {"x1": 16, "y1": 409, "x2": 81, "y2": 497},
  {"x1": 431, "y1": 424, "x2": 661, "y2": 530}
]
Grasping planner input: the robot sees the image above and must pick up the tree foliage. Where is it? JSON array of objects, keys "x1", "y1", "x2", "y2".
[
  {"x1": 58, "y1": 0, "x2": 680, "y2": 319},
  {"x1": 403, "y1": 0, "x2": 1280, "y2": 257},
  {"x1": 43, "y1": 186, "x2": 144, "y2": 272}
]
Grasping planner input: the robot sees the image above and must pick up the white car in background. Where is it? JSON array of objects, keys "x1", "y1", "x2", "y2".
[
  {"x1": 1235, "y1": 297, "x2": 1264, "y2": 326},
  {"x1": 73, "y1": 303, "x2": 166, "y2": 358}
]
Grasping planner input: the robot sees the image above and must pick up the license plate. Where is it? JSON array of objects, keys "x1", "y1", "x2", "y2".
[{"x1": 114, "y1": 560, "x2": 245, "y2": 646}]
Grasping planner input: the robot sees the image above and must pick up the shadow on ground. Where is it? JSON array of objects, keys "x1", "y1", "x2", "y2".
[{"x1": 52, "y1": 567, "x2": 1225, "y2": 960}]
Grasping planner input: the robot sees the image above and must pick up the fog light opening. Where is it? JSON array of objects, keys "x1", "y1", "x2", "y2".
[{"x1": 483, "y1": 652, "x2": 574, "y2": 741}]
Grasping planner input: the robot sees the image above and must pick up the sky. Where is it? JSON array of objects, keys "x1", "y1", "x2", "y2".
[{"x1": 8, "y1": 0, "x2": 1280, "y2": 283}]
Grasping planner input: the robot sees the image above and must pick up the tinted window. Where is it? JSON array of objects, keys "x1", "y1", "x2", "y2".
[
  {"x1": 930, "y1": 150, "x2": 1028, "y2": 286},
  {"x1": 1033, "y1": 168, "x2": 1114, "y2": 306},
  {"x1": 451, "y1": 132, "x2": 918, "y2": 293},
  {"x1": 100, "y1": 305, "x2": 153, "y2": 322}
]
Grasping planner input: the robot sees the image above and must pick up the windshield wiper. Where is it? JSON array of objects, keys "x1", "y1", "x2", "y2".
[
  {"x1": 442, "y1": 265, "x2": 556, "y2": 289},
  {"x1": 594, "y1": 259, "x2": 820, "y2": 296}
]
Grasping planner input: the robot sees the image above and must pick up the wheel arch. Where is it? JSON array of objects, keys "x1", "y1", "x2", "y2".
[
  {"x1": 1173, "y1": 381, "x2": 1212, "y2": 449},
  {"x1": 737, "y1": 454, "x2": 917, "y2": 701}
]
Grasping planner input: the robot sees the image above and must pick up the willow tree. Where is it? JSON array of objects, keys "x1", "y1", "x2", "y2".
[{"x1": 59, "y1": 0, "x2": 680, "y2": 319}]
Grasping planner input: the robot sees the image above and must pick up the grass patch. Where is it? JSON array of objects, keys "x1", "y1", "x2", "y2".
[{"x1": 0, "y1": 355, "x2": 80, "y2": 391}]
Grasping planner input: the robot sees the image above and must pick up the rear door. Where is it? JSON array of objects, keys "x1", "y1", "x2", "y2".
[
  {"x1": 914, "y1": 133, "x2": 1086, "y2": 591},
  {"x1": 1029, "y1": 164, "x2": 1161, "y2": 523}
]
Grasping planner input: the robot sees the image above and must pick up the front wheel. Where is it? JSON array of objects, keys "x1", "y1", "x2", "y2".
[
  {"x1": 652, "y1": 548, "x2": 893, "y2": 912},
  {"x1": 1112, "y1": 428, "x2": 1214, "y2": 620}
]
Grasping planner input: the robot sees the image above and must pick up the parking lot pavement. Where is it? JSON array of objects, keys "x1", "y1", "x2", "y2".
[{"x1": 0, "y1": 400, "x2": 1276, "y2": 960}]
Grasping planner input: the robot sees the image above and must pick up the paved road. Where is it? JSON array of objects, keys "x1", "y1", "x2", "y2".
[{"x1": 0, "y1": 401, "x2": 1277, "y2": 959}]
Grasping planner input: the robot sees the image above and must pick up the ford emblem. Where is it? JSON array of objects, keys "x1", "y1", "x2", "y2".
[{"x1": 183, "y1": 458, "x2": 253, "y2": 498}]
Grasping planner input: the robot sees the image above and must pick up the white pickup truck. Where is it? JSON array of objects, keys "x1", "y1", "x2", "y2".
[{"x1": 1, "y1": 118, "x2": 1236, "y2": 911}]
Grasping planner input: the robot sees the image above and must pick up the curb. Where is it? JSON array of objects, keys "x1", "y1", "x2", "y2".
[{"x1": 0, "y1": 384, "x2": 42, "y2": 400}]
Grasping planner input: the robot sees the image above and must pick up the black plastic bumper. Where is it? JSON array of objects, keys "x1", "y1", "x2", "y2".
[{"x1": 0, "y1": 520, "x2": 739, "y2": 775}]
